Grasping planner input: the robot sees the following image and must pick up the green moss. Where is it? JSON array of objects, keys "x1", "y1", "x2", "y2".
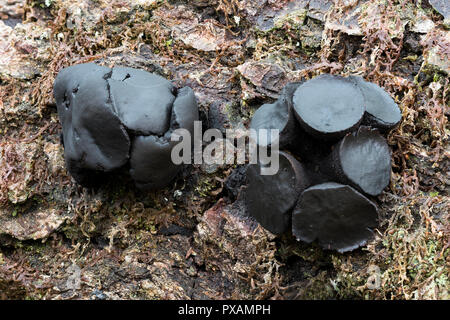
[
  {"x1": 273, "y1": 9, "x2": 307, "y2": 30},
  {"x1": 301, "y1": 271, "x2": 336, "y2": 299},
  {"x1": 195, "y1": 173, "x2": 223, "y2": 198}
]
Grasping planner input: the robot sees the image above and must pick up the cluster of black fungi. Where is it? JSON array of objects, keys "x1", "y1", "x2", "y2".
[
  {"x1": 54, "y1": 63, "x2": 198, "y2": 190},
  {"x1": 54, "y1": 64, "x2": 401, "y2": 253},
  {"x1": 246, "y1": 74, "x2": 402, "y2": 252}
]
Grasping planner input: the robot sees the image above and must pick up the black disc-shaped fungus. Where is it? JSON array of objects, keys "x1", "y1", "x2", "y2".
[
  {"x1": 292, "y1": 74, "x2": 365, "y2": 141},
  {"x1": 108, "y1": 66, "x2": 176, "y2": 135},
  {"x1": 245, "y1": 73, "x2": 400, "y2": 252},
  {"x1": 250, "y1": 82, "x2": 302, "y2": 148},
  {"x1": 54, "y1": 63, "x2": 198, "y2": 190},
  {"x1": 292, "y1": 182, "x2": 378, "y2": 253},
  {"x1": 320, "y1": 126, "x2": 391, "y2": 196},
  {"x1": 350, "y1": 76, "x2": 402, "y2": 132},
  {"x1": 245, "y1": 151, "x2": 310, "y2": 235}
]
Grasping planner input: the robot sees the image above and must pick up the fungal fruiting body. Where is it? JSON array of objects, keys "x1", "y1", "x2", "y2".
[
  {"x1": 292, "y1": 183, "x2": 378, "y2": 253},
  {"x1": 246, "y1": 74, "x2": 401, "y2": 252},
  {"x1": 249, "y1": 82, "x2": 302, "y2": 149},
  {"x1": 292, "y1": 74, "x2": 365, "y2": 141},
  {"x1": 246, "y1": 151, "x2": 309, "y2": 235},
  {"x1": 54, "y1": 63, "x2": 198, "y2": 190},
  {"x1": 349, "y1": 76, "x2": 402, "y2": 132}
]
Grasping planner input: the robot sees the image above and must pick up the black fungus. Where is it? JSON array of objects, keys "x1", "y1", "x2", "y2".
[
  {"x1": 224, "y1": 165, "x2": 247, "y2": 201},
  {"x1": 289, "y1": 127, "x2": 334, "y2": 163},
  {"x1": 107, "y1": 66, "x2": 176, "y2": 135},
  {"x1": 250, "y1": 82, "x2": 302, "y2": 148},
  {"x1": 245, "y1": 73, "x2": 401, "y2": 252},
  {"x1": 54, "y1": 63, "x2": 198, "y2": 190},
  {"x1": 292, "y1": 74, "x2": 365, "y2": 141},
  {"x1": 318, "y1": 126, "x2": 391, "y2": 196},
  {"x1": 350, "y1": 76, "x2": 402, "y2": 132},
  {"x1": 54, "y1": 63, "x2": 130, "y2": 184},
  {"x1": 245, "y1": 151, "x2": 310, "y2": 235},
  {"x1": 292, "y1": 182, "x2": 378, "y2": 253},
  {"x1": 129, "y1": 135, "x2": 180, "y2": 190}
]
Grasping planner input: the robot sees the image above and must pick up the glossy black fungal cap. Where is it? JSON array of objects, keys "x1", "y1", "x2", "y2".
[
  {"x1": 246, "y1": 151, "x2": 310, "y2": 235},
  {"x1": 292, "y1": 182, "x2": 378, "y2": 253},
  {"x1": 292, "y1": 74, "x2": 365, "y2": 141},
  {"x1": 289, "y1": 127, "x2": 334, "y2": 164},
  {"x1": 54, "y1": 63, "x2": 198, "y2": 189},
  {"x1": 250, "y1": 82, "x2": 302, "y2": 148},
  {"x1": 350, "y1": 76, "x2": 402, "y2": 132},
  {"x1": 321, "y1": 126, "x2": 391, "y2": 196}
]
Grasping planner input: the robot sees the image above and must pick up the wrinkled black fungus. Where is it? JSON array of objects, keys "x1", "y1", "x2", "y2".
[
  {"x1": 246, "y1": 73, "x2": 401, "y2": 252},
  {"x1": 54, "y1": 63, "x2": 198, "y2": 190},
  {"x1": 246, "y1": 151, "x2": 310, "y2": 235},
  {"x1": 292, "y1": 183, "x2": 378, "y2": 253},
  {"x1": 290, "y1": 127, "x2": 333, "y2": 163},
  {"x1": 108, "y1": 66, "x2": 175, "y2": 135},
  {"x1": 129, "y1": 135, "x2": 180, "y2": 190}
]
